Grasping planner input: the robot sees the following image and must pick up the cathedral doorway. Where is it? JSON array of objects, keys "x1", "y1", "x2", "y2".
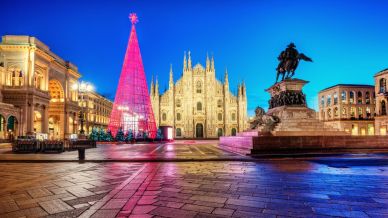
[{"x1": 196, "y1": 123, "x2": 203, "y2": 138}]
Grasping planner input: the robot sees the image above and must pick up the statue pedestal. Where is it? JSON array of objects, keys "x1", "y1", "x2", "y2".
[{"x1": 265, "y1": 78, "x2": 348, "y2": 136}]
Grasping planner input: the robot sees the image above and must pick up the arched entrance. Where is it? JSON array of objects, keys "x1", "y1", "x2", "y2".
[
  {"x1": 195, "y1": 123, "x2": 203, "y2": 138},
  {"x1": 49, "y1": 80, "x2": 64, "y2": 102},
  {"x1": 217, "y1": 128, "x2": 223, "y2": 137},
  {"x1": 231, "y1": 128, "x2": 237, "y2": 136},
  {"x1": 7, "y1": 116, "x2": 18, "y2": 140},
  {"x1": 33, "y1": 111, "x2": 42, "y2": 133},
  {"x1": 0, "y1": 115, "x2": 5, "y2": 139}
]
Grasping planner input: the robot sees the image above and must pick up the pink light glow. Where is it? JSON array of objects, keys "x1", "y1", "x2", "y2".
[{"x1": 108, "y1": 13, "x2": 157, "y2": 138}]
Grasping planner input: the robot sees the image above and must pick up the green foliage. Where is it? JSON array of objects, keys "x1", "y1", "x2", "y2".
[
  {"x1": 125, "y1": 129, "x2": 134, "y2": 142},
  {"x1": 156, "y1": 128, "x2": 163, "y2": 141},
  {"x1": 115, "y1": 128, "x2": 125, "y2": 142},
  {"x1": 98, "y1": 128, "x2": 106, "y2": 141},
  {"x1": 105, "y1": 130, "x2": 114, "y2": 142},
  {"x1": 89, "y1": 127, "x2": 99, "y2": 141}
]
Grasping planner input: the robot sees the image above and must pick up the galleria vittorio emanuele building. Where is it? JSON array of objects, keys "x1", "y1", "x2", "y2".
[
  {"x1": 150, "y1": 52, "x2": 248, "y2": 138},
  {"x1": 0, "y1": 35, "x2": 112, "y2": 140}
]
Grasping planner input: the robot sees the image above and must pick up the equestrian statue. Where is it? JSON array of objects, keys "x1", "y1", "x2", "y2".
[{"x1": 275, "y1": 43, "x2": 313, "y2": 83}]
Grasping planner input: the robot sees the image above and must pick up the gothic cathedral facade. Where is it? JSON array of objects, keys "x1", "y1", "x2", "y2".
[{"x1": 150, "y1": 52, "x2": 248, "y2": 138}]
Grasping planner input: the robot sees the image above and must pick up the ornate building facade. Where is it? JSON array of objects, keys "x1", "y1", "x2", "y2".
[
  {"x1": 318, "y1": 84, "x2": 375, "y2": 135},
  {"x1": 0, "y1": 35, "x2": 112, "y2": 140},
  {"x1": 150, "y1": 52, "x2": 248, "y2": 138},
  {"x1": 374, "y1": 69, "x2": 388, "y2": 135}
]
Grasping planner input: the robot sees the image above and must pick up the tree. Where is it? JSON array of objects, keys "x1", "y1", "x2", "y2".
[
  {"x1": 156, "y1": 128, "x2": 163, "y2": 141},
  {"x1": 106, "y1": 130, "x2": 114, "y2": 142},
  {"x1": 125, "y1": 129, "x2": 134, "y2": 143},
  {"x1": 115, "y1": 128, "x2": 125, "y2": 142},
  {"x1": 89, "y1": 127, "x2": 99, "y2": 141},
  {"x1": 98, "y1": 128, "x2": 106, "y2": 141}
]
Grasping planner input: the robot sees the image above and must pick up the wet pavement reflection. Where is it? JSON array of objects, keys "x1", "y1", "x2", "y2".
[{"x1": 0, "y1": 141, "x2": 387, "y2": 217}]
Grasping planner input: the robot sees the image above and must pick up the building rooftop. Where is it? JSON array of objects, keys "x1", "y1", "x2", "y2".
[
  {"x1": 320, "y1": 84, "x2": 374, "y2": 93},
  {"x1": 374, "y1": 68, "x2": 388, "y2": 77}
]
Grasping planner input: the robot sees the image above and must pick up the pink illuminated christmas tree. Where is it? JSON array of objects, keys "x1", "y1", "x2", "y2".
[{"x1": 108, "y1": 13, "x2": 157, "y2": 138}]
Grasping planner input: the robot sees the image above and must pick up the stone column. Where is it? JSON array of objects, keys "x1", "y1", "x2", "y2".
[
  {"x1": 26, "y1": 103, "x2": 34, "y2": 134},
  {"x1": 42, "y1": 105, "x2": 48, "y2": 134}
]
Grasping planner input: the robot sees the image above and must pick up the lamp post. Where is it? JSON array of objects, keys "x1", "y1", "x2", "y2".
[{"x1": 72, "y1": 81, "x2": 93, "y2": 138}]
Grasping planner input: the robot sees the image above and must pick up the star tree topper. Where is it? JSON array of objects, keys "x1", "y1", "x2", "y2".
[{"x1": 129, "y1": 13, "x2": 138, "y2": 24}]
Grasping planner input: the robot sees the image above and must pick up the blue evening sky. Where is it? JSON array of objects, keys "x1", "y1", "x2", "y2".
[{"x1": 2, "y1": 0, "x2": 388, "y2": 115}]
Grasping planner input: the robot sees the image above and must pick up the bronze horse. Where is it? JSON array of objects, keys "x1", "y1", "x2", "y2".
[{"x1": 275, "y1": 43, "x2": 313, "y2": 83}]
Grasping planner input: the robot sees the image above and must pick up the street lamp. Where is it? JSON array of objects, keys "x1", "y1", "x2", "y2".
[{"x1": 72, "y1": 81, "x2": 93, "y2": 137}]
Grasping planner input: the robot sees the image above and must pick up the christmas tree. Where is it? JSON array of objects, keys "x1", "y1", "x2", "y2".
[
  {"x1": 125, "y1": 129, "x2": 134, "y2": 142},
  {"x1": 106, "y1": 130, "x2": 114, "y2": 142},
  {"x1": 98, "y1": 128, "x2": 106, "y2": 141},
  {"x1": 108, "y1": 13, "x2": 157, "y2": 139},
  {"x1": 89, "y1": 127, "x2": 99, "y2": 141},
  {"x1": 115, "y1": 128, "x2": 125, "y2": 142}
]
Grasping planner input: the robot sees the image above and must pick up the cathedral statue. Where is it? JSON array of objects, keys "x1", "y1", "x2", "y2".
[{"x1": 275, "y1": 43, "x2": 313, "y2": 83}]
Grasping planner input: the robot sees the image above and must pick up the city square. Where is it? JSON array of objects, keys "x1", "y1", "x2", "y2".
[{"x1": 1, "y1": 0, "x2": 388, "y2": 217}]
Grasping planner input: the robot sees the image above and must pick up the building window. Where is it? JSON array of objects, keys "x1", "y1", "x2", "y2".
[
  {"x1": 366, "y1": 107, "x2": 371, "y2": 118},
  {"x1": 349, "y1": 91, "x2": 355, "y2": 104},
  {"x1": 327, "y1": 95, "x2": 331, "y2": 106},
  {"x1": 217, "y1": 128, "x2": 223, "y2": 137},
  {"x1": 9, "y1": 70, "x2": 24, "y2": 86},
  {"x1": 197, "y1": 102, "x2": 202, "y2": 111},
  {"x1": 320, "y1": 96, "x2": 325, "y2": 107},
  {"x1": 327, "y1": 108, "x2": 332, "y2": 118},
  {"x1": 231, "y1": 113, "x2": 236, "y2": 121},
  {"x1": 218, "y1": 113, "x2": 222, "y2": 121},
  {"x1": 176, "y1": 113, "x2": 181, "y2": 121},
  {"x1": 176, "y1": 128, "x2": 182, "y2": 137},
  {"x1": 342, "y1": 107, "x2": 347, "y2": 117},
  {"x1": 333, "y1": 92, "x2": 338, "y2": 105},
  {"x1": 358, "y1": 107, "x2": 363, "y2": 119},
  {"x1": 380, "y1": 78, "x2": 386, "y2": 93},
  {"x1": 357, "y1": 91, "x2": 363, "y2": 104},
  {"x1": 162, "y1": 113, "x2": 167, "y2": 121},
  {"x1": 176, "y1": 99, "x2": 181, "y2": 107},
  {"x1": 365, "y1": 92, "x2": 370, "y2": 104},
  {"x1": 231, "y1": 128, "x2": 237, "y2": 136},
  {"x1": 350, "y1": 107, "x2": 355, "y2": 118},
  {"x1": 341, "y1": 91, "x2": 346, "y2": 103},
  {"x1": 196, "y1": 81, "x2": 202, "y2": 93},
  {"x1": 334, "y1": 107, "x2": 339, "y2": 117},
  {"x1": 217, "y1": 99, "x2": 222, "y2": 108},
  {"x1": 381, "y1": 100, "x2": 386, "y2": 116}
]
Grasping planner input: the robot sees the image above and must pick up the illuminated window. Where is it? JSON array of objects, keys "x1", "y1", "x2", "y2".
[
  {"x1": 350, "y1": 107, "x2": 355, "y2": 118},
  {"x1": 357, "y1": 91, "x2": 363, "y2": 104},
  {"x1": 342, "y1": 107, "x2": 347, "y2": 117},
  {"x1": 358, "y1": 107, "x2": 363, "y2": 119},
  {"x1": 327, "y1": 95, "x2": 331, "y2": 106},
  {"x1": 365, "y1": 92, "x2": 370, "y2": 104},
  {"x1": 341, "y1": 91, "x2": 346, "y2": 103},
  {"x1": 333, "y1": 92, "x2": 338, "y2": 105},
  {"x1": 334, "y1": 107, "x2": 339, "y2": 117},
  {"x1": 349, "y1": 91, "x2": 355, "y2": 104},
  {"x1": 197, "y1": 102, "x2": 202, "y2": 111},
  {"x1": 366, "y1": 107, "x2": 371, "y2": 118}
]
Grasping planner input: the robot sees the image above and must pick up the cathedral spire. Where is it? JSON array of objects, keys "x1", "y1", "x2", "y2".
[
  {"x1": 211, "y1": 55, "x2": 215, "y2": 72},
  {"x1": 169, "y1": 64, "x2": 174, "y2": 89},
  {"x1": 206, "y1": 53, "x2": 210, "y2": 71},
  {"x1": 155, "y1": 76, "x2": 159, "y2": 95},
  {"x1": 224, "y1": 68, "x2": 229, "y2": 89},
  {"x1": 183, "y1": 51, "x2": 187, "y2": 72},
  {"x1": 188, "y1": 50, "x2": 192, "y2": 70}
]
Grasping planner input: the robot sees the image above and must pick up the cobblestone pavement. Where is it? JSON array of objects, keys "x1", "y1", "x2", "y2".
[
  {"x1": 0, "y1": 140, "x2": 249, "y2": 162},
  {"x1": 1, "y1": 154, "x2": 388, "y2": 217}
]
